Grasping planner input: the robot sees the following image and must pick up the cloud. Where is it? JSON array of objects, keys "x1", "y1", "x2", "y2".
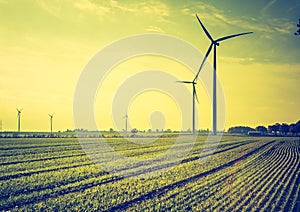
[
  {"x1": 109, "y1": 0, "x2": 170, "y2": 21},
  {"x1": 181, "y1": 2, "x2": 224, "y2": 18},
  {"x1": 35, "y1": 0, "x2": 65, "y2": 19},
  {"x1": 181, "y1": 1, "x2": 294, "y2": 35},
  {"x1": 36, "y1": 0, "x2": 170, "y2": 23},
  {"x1": 109, "y1": 0, "x2": 135, "y2": 12},
  {"x1": 74, "y1": 0, "x2": 111, "y2": 15},
  {"x1": 261, "y1": 0, "x2": 277, "y2": 15},
  {"x1": 181, "y1": 8, "x2": 190, "y2": 16},
  {"x1": 134, "y1": 1, "x2": 170, "y2": 23},
  {"x1": 287, "y1": 1, "x2": 300, "y2": 13},
  {"x1": 269, "y1": 18, "x2": 295, "y2": 34},
  {"x1": 220, "y1": 56, "x2": 255, "y2": 64},
  {"x1": 146, "y1": 26, "x2": 165, "y2": 33},
  {"x1": 36, "y1": 0, "x2": 111, "y2": 20}
]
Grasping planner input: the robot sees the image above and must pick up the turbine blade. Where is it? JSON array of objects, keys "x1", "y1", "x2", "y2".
[
  {"x1": 193, "y1": 84, "x2": 199, "y2": 103},
  {"x1": 196, "y1": 14, "x2": 214, "y2": 42},
  {"x1": 215, "y1": 32, "x2": 253, "y2": 43},
  {"x1": 177, "y1": 80, "x2": 193, "y2": 84},
  {"x1": 193, "y1": 43, "x2": 213, "y2": 82}
]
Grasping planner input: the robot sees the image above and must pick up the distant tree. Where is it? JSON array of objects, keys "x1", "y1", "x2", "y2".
[
  {"x1": 109, "y1": 128, "x2": 114, "y2": 133},
  {"x1": 268, "y1": 125, "x2": 275, "y2": 134},
  {"x1": 275, "y1": 123, "x2": 281, "y2": 131},
  {"x1": 66, "y1": 129, "x2": 74, "y2": 132},
  {"x1": 74, "y1": 128, "x2": 87, "y2": 132},
  {"x1": 295, "y1": 19, "x2": 300, "y2": 36},
  {"x1": 164, "y1": 129, "x2": 172, "y2": 133},
  {"x1": 131, "y1": 128, "x2": 138, "y2": 134},
  {"x1": 147, "y1": 129, "x2": 152, "y2": 133},
  {"x1": 279, "y1": 123, "x2": 290, "y2": 135},
  {"x1": 296, "y1": 120, "x2": 300, "y2": 132},
  {"x1": 268, "y1": 123, "x2": 280, "y2": 134},
  {"x1": 228, "y1": 126, "x2": 254, "y2": 134},
  {"x1": 289, "y1": 124, "x2": 298, "y2": 135},
  {"x1": 256, "y1": 126, "x2": 268, "y2": 135}
]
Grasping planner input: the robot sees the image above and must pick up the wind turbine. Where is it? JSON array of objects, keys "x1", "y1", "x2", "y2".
[
  {"x1": 16, "y1": 108, "x2": 22, "y2": 133},
  {"x1": 49, "y1": 114, "x2": 54, "y2": 134},
  {"x1": 195, "y1": 14, "x2": 253, "y2": 135},
  {"x1": 177, "y1": 73, "x2": 199, "y2": 135},
  {"x1": 124, "y1": 113, "x2": 128, "y2": 132}
]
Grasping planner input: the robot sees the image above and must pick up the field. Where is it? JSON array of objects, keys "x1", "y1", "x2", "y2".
[{"x1": 0, "y1": 136, "x2": 299, "y2": 211}]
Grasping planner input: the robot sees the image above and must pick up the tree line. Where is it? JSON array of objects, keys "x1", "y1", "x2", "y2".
[{"x1": 228, "y1": 120, "x2": 300, "y2": 136}]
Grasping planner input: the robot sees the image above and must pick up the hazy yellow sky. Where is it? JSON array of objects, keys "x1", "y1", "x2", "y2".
[{"x1": 0, "y1": 0, "x2": 299, "y2": 132}]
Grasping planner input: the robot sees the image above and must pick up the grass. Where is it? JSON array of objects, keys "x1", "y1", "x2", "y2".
[{"x1": 0, "y1": 136, "x2": 299, "y2": 211}]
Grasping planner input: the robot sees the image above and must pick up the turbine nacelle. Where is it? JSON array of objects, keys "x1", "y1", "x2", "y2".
[{"x1": 212, "y1": 40, "x2": 220, "y2": 46}]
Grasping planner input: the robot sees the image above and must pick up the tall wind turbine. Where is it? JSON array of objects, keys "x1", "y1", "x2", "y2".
[
  {"x1": 16, "y1": 108, "x2": 22, "y2": 133},
  {"x1": 177, "y1": 73, "x2": 199, "y2": 134},
  {"x1": 124, "y1": 113, "x2": 128, "y2": 132},
  {"x1": 195, "y1": 14, "x2": 253, "y2": 135},
  {"x1": 49, "y1": 114, "x2": 54, "y2": 134}
]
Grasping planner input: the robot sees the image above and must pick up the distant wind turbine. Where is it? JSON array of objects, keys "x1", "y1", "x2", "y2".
[
  {"x1": 124, "y1": 113, "x2": 128, "y2": 132},
  {"x1": 177, "y1": 72, "x2": 200, "y2": 135},
  {"x1": 195, "y1": 14, "x2": 253, "y2": 135},
  {"x1": 49, "y1": 114, "x2": 54, "y2": 134},
  {"x1": 16, "y1": 108, "x2": 22, "y2": 133}
]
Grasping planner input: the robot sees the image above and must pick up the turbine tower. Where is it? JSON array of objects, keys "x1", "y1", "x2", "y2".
[
  {"x1": 124, "y1": 113, "x2": 128, "y2": 132},
  {"x1": 49, "y1": 114, "x2": 54, "y2": 134},
  {"x1": 177, "y1": 73, "x2": 200, "y2": 135},
  {"x1": 16, "y1": 108, "x2": 22, "y2": 133},
  {"x1": 195, "y1": 14, "x2": 253, "y2": 135}
]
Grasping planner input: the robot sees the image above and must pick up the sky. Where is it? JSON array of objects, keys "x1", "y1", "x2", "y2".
[{"x1": 0, "y1": 0, "x2": 299, "y2": 132}]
